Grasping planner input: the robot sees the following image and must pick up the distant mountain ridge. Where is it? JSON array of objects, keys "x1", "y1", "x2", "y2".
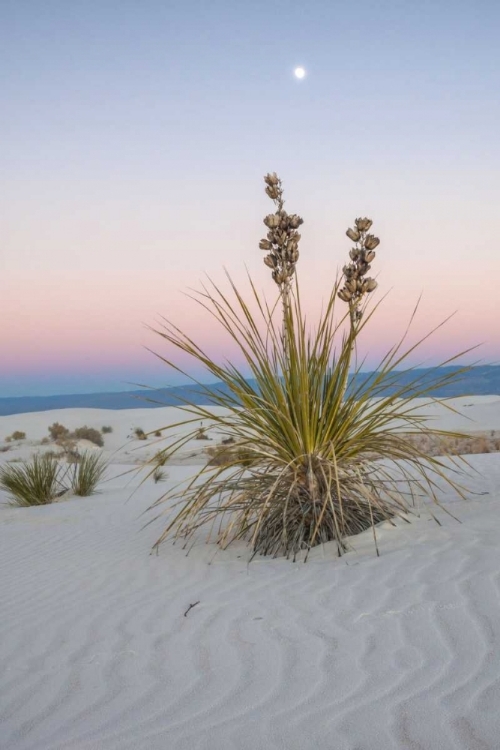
[{"x1": 1, "y1": 365, "x2": 499, "y2": 417}]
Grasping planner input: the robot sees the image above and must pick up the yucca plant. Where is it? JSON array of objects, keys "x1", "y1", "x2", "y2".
[
  {"x1": 67, "y1": 451, "x2": 108, "y2": 496},
  {"x1": 0, "y1": 453, "x2": 67, "y2": 507},
  {"x1": 142, "y1": 174, "x2": 473, "y2": 560}
]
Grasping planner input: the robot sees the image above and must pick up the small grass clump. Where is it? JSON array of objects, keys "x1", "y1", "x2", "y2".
[
  {"x1": 153, "y1": 466, "x2": 166, "y2": 483},
  {"x1": 68, "y1": 452, "x2": 108, "y2": 496},
  {"x1": 134, "y1": 428, "x2": 148, "y2": 440},
  {"x1": 0, "y1": 454, "x2": 66, "y2": 506},
  {"x1": 101, "y1": 425, "x2": 113, "y2": 434},
  {"x1": 154, "y1": 430, "x2": 162, "y2": 437},
  {"x1": 143, "y1": 173, "x2": 474, "y2": 561},
  {"x1": 194, "y1": 428, "x2": 210, "y2": 441}
]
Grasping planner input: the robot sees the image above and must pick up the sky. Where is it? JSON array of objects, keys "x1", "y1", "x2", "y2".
[{"x1": 1, "y1": 0, "x2": 500, "y2": 397}]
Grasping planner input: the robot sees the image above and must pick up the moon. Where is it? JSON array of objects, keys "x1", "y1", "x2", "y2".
[{"x1": 294, "y1": 67, "x2": 306, "y2": 80}]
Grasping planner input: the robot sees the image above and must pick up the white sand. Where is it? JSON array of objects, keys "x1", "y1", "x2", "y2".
[{"x1": 1, "y1": 397, "x2": 500, "y2": 750}]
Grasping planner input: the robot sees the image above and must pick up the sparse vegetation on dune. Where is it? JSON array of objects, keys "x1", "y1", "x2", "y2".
[
  {"x1": 142, "y1": 173, "x2": 475, "y2": 560},
  {"x1": 207, "y1": 432, "x2": 499, "y2": 466},
  {"x1": 404, "y1": 432, "x2": 500, "y2": 456},
  {"x1": 134, "y1": 427, "x2": 147, "y2": 440},
  {"x1": 0, "y1": 449, "x2": 108, "y2": 505},
  {"x1": 46, "y1": 423, "x2": 104, "y2": 447},
  {"x1": 101, "y1": 425, "x2": 113, "y2": 434}
]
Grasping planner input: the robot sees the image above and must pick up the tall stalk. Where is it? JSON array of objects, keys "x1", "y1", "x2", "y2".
[
  {"x1": 338, "y1": 218, "x2": 379, "y2": 332},
  {"x1": 337, "y1": 218, "x2": 380, "y2": 398},
  {"x1": 259, "y1": 173, "x2": 303, "y2": 361}
]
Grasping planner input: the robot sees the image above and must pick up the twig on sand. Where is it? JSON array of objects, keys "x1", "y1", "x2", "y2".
[{"x1": 184, "y1": 601, "x2": 200, "y2": 617}]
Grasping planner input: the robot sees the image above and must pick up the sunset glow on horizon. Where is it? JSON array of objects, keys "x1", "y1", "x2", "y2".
[{"x1": 2, "y1": 1, "x2": 500, "y2": 397}]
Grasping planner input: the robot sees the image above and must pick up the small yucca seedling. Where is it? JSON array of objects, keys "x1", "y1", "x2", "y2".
[
  {"x1": 142, "y1": 173, "x2": 474, "y2": 561},
  {"x1": 153, "y1": 466, "x2": 166, "y2": 484},
  {"x1": 67, "y1": 451, "x2": 108, "y2": 496},
  {"x1": 0, "y1": 454, "x2": 66, "y2": 507}
]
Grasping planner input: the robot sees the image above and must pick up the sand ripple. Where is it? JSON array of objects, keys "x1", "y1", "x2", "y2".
[{"x1": 1, "y1": 455, "x2": 500, "y2": 749}]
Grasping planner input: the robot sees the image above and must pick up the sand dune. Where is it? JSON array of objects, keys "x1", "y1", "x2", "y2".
[{"x1": 1, "y1": 398, "x2": 500, "y2": 749}]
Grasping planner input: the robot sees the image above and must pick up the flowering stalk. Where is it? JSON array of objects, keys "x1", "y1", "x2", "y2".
[
  {"x1": 338, "y1": 218, "x2": 379, "y2": 333},
  {"x1": 259, "y1": 173, "x2": 303, "y2": 359},
  {"x1": 337, "y1": 218, "x2": 380, "y2": 400}
]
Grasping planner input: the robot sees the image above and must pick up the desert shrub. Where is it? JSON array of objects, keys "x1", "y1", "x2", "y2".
[
  {"x1": 143, "y1": 173, "x2": 473, "y2": 560},
  {"x1": 101, "y1": 425, "x2": 113, "y2": 434},
  {"x1": 154, "y1": 430, "x2": 162, "y2": 437},
  {"x1": 9, "y1": 431, "x2": 26, "y2": 441},
  {"x1": 72, "y1": 426, "x2": 104, "y2": 447},
  {"x1": 48, "y1": 422, "x2": 70, "y2": 441},
  {"x1": 0, "y1": 454, "x2": 66, "y2": 507},
  {"x1": 134, "y1": 428, "x2": 147, "y2": 440},
  {"x1": 40, "y1": 437, "x2": 51, "y2": 445},
  {"x1": 68, "y1": 451, "x2": 108, "y2": 496}
]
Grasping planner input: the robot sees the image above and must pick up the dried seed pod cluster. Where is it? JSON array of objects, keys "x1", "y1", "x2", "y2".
[
  {"x1": 260, "y1": 173, "x2": 304, "y2": 288},
  {"x1": 338, "y1": 217, "x2": 379, "y2": 324}
]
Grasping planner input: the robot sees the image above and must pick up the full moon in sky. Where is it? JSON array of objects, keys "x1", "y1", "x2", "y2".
[{"x1": 294, "y1": 67, "x2": 306, "y2": 79}]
